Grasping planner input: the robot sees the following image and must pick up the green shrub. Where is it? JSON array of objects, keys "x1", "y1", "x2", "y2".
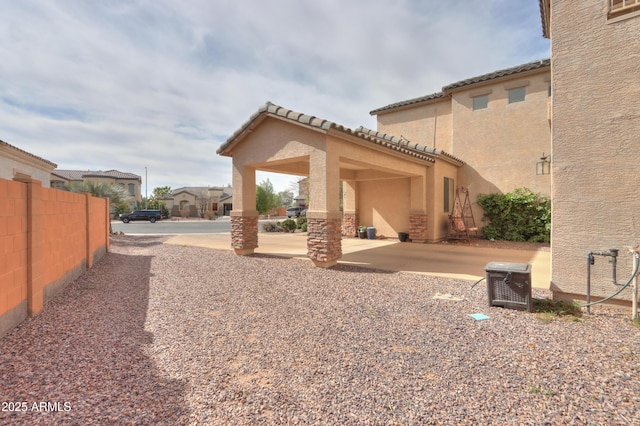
[
  {"x1": 296, "y1": 217, "x2": 307, "y2": 229},
  {"x1": 281, "y1": 219, "x2": 297, "y2": 233},
  {"x1": 301, "y1": 222, "x2": 307, "y2": 232},
  {"x1": 477, "y1": 188, "x2": 550, "y2": 242}
]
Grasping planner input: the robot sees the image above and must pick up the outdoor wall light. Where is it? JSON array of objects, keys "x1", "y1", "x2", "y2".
[{"x1": 536, "y1": 153, "x2": 551, "y2": 175}]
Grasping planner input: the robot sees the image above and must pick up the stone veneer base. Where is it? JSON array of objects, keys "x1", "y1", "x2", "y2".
[
  {"x1": 409, "y1": 214, "x2": 428, "y2": 243},
  {"x1": 307, "y1": 218, "x2": 342, "y2": 265},
  {"x1": 342, "y1": 212, "x2": 358, "y2": 237},
  {"x1": 231, "y1": 215, "x2": 258, "y2": 254}
]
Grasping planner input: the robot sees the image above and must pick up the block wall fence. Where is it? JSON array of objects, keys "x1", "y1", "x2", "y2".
[{"x1": 0, "y1": 178, "x2": 110, "y2": 338}]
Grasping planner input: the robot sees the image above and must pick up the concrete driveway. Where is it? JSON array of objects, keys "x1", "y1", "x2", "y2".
[{"x1": 164, "y1": 233, "x2": 550, "y2": 289}]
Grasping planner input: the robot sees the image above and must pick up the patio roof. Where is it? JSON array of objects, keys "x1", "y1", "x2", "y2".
[{"x1": 218, "y1": 102, "x2": 463, "y2": 165}]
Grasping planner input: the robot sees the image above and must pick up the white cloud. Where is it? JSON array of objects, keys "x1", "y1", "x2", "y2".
[{"x1": 0, "y1": 0, "x2": 548, "y2": 193}]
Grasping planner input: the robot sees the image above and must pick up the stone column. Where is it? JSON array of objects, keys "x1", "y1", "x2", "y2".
[
  {"x1": 230, "y1": 162, "x2": 259, "y2": 255},
  {"x1": 307, "y1": 214, "x2": 342, "y2": 267},
  {"x1": 409, "y1": 213, "x2": 428, "y2": 243},
  {"x1": 307, "y1": 141, "x2": 342, "y2": 267},
  {"x1": 342, "y1": 179, "x2": 358, "y2": 237},
  {"x1": 410, "y1": 175, "x2": 428, "y2": 243},
  {"x1": 231, "y1": 213, "x2": 258, "y2": 255}
]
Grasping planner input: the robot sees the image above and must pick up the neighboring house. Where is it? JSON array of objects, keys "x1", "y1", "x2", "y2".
[
  {"x1": 0, "y1": 139, "x2": 57, "y2": 186},
  {"x1": 50, "y1": 169, "x2": 141, "y2": 209},
  {"x1": 539, "y1": 0, "x2": 640, "y2": 304},
  {"x1": 163, "y1": 186, "x2": 232, "y2": 217}
]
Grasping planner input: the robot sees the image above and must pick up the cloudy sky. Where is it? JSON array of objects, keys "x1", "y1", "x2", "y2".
[{"x1": 1, "y1": 0, "x2": 549, "y2": 194}]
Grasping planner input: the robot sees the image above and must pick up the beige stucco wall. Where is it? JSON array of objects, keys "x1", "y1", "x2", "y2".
[
  {"x1": 376, "y1": 99, "x2": 453, "y2": 152},
  {"x1": 0, "y1": 146, "x2": 55, "y2": 187},
  {"x1": 451, "y1": 70, "x2": 552, "y2": 224},
  {"x1": 358, "y1": 178, "x2": 411, "y2": 238},
  {"x1": 374, "y1": 69, "x2": 551, "y2": 236},
  {"x1": 550, "y1": 1, "x2": 640, "y2": 301},
  {"x1": 429, "y1": 160, "x2": 461, "y2": 240}
]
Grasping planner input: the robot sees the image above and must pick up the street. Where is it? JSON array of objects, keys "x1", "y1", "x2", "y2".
[{"x1": 111, "y1": 217, "x2": 278, "y2": 235}]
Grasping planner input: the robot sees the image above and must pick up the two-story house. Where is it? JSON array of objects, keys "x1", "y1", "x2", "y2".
[{"x1": 50, "y1": 169, "x2": 142, "y2": 210}]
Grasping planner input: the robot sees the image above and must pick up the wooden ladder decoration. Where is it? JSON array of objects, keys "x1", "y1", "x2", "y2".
[{"x1": 449, "y1": 187, "x2": 478, "y2": 241}]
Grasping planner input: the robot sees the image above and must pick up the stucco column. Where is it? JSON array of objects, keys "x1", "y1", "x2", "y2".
[
  {"x1": 230, "y1": 162, "x2": 259, "y2": 255},
  {"x1": 409, "y1": 175, "x2": 428, "y2": 243},
  {"x1": 307, "y1": 144, "x2": 342, "y2": 267},
  {"x1": 342, "y1": 179, "x2": 358, "y2": 237}
]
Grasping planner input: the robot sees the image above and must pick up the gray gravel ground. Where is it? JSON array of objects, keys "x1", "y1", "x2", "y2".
[{"x1": 1, "y1": 235, "x2": 639, "y2": 425}]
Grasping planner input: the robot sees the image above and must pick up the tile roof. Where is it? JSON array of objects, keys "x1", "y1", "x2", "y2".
[
  {"x1": 369, "y1": 92, "x2": 445, "y2": 115},
  {"x1": 170, "y1": 186, "x2": 228, "y2": 196},
  {"x1": 51, "y1": 169, "x2": 141, "y2": 181},
  {"x1": 219, "y1": 102, "x2": 464, "y2": 165},
  {"x1": 0, "y1": 139, "x2": 57, "y2": 168},
  {"x1": 371, "y1": 59, "x2": 550, "y2": 115},
  {"x1": 539, "y1": 0, "x2": 550, "y2": 39},
  {"x1": 442, "y1": 58, "x2": 550, "y2": 91}
]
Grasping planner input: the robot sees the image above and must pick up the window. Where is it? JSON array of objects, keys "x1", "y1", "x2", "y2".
[
  {"x1": 508, "y1": 87, "x2": 526, "y2": 104},
  {"x1": 128, "y1": 183, "x2": 135, "y2": 196},
  {"x1": 444, "y1": 177, "x2": 454, "y2": 213},
  {"x1": 472, "y1": 95, "x2": 488, "y2": 110},
  {"x1": 609, "y1": 0, "x2": 640, "y2": 20}
]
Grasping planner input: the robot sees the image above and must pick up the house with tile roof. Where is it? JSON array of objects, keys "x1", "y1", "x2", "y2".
[
  {"x1": 162, "y1": 186, "x2": 232, "y2": 218},
  {"x1": 51, "y1": 169, "x2": 142, "y2": 209},
  {"x1": 0, "y1": 139, "x2": 57, "y2": 186},
  {"x1": 218, "y1": 58, "x2": 550, "y2": 267},
  {"x1": 219, "y1": 2, "x2": 638, "y2": 311}
]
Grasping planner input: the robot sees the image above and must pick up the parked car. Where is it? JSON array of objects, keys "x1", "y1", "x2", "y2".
[
  {"x1": 286, "y1": 207, "x2": 303, "y2": 218},
  {"x1": 120, "y1": 209, "x2": 163, "y2": 223}
]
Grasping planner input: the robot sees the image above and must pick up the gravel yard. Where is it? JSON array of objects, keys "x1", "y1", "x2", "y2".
[{"x1": 1, "y1": 235, "x2": 639, "y2": 425}]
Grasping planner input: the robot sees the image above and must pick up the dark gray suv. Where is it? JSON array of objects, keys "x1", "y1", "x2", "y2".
[{"x1": 120, "y1": 210, "x2": 163, "y2": 223}]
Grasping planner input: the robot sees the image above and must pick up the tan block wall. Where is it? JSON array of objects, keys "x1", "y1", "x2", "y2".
[
  {"x1": 550, "y1": 1, "x2": 640, "y2": 301},
  {"x1": 0, "y1": 180, "x2": 28, "y2": 337},
  {"x1": 0, "y1": 178, "x2": 109, "y2": 338}
]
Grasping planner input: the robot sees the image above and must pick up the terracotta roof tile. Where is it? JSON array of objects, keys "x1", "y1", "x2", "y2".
[
  {"x1": 0, "y1": 139, "x2": 57, "y2": 168},
  {"x1": 51, "y1": 169, "x2": 141, "y2": 181},
  {"x1": 369, "y1": 92, "x2": 445, "y2": 115},
  {"x1": 218, "y1": 102, "x2": 463, "y2": 164},
  {"x1": 443, "y1": 58, "x2": 550, "y2": 91}
]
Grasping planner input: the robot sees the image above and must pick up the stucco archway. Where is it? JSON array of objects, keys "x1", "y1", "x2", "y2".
[{"x1": 217, "y1": 102, "x2": 463, "y2": 267}]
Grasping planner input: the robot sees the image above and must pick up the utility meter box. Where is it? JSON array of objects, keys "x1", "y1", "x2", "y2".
[{"x1": 485, "y1": 262, "x2": 532, "y2": 312}]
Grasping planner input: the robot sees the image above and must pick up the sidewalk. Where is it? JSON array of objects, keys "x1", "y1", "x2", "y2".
[{"x1": 164, "y1": 233, "x2": 551, "y2": 289}]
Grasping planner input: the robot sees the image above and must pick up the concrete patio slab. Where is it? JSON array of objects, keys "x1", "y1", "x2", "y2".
[{"x1": 164, "y1": 233, "x2": 550, "y2": 289}]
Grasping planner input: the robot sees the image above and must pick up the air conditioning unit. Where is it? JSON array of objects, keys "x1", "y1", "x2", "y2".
[{"x1": 485, "y1": 262, "x2": 532, "y2": 311}]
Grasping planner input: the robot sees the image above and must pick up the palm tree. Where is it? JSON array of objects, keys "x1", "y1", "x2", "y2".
[{"x1": 64, "y1": 181, "x2": 129, "y2": 233}]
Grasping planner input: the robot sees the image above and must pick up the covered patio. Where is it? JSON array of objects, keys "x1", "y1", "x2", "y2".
[{"x1": 217, "y1": 102, "x2": 464, "y2": 267}]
